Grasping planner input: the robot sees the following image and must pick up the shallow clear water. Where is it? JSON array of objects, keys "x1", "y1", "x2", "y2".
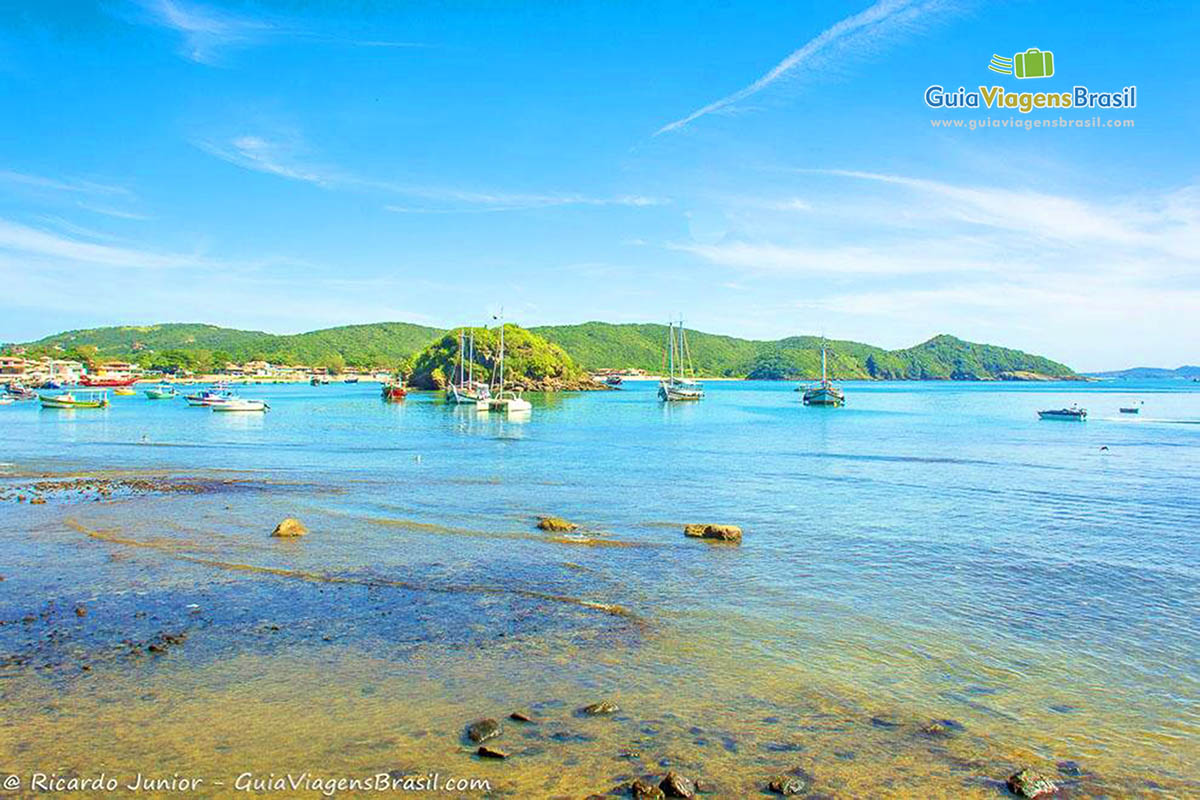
[{"x1": 1, "y1": 380, "x2": 1197, "y2": 797}]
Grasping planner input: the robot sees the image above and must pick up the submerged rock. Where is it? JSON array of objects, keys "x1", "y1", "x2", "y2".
[
  {"x1": 537, "y1": 516, "x2": 578, "y2": 532},
  {"x1": 683, "y1": 524, "x2": 742, "y2": 543},
  {"x1": 466, "y1": 718, "x2": 502, "y2": 744},
  {"x1": 659, "y1": 771, "x2": 696, "y2": 798},
  {"x1": 1007, "y1": 768, "x2": 1059, "y2": 798},
  {"x1": 270, "y1": 518, "x2": 308, "y2": 538},
  {"x1": 767, "y1": 775, "x2": 808, "y2": 796},
  {"x1": 476, "y1": 745, "x2": 508, "y2": 759},
  {"x1": 629, "y1": 779, "x2": 665, "y2": 799},
  {"x1": 580, "y1": 700, "x2": 620, "y2": 716},
  {"x1": 509, "y1": 711, "x2": 534, "y2": 723}
]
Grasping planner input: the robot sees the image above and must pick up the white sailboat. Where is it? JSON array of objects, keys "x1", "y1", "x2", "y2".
[
  {"x1": 448, "y1": 328, "x2": 490, "y2": 404},
  {"x1": 658, "y1": 318, "x2": 704, "y2": 402},
  {"x1": 801, "y1": 339, "x2": 845, "y2": 407},
  {"x1": 481, "y1": 310, "x2": 532, "y2": 414}
]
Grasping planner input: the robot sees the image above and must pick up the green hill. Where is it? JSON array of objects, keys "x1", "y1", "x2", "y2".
[
  {"x1": 531, "y1": 323, "x2": 1077, "y2": 380},
  {"x1": 16, "y1": 321, "x2": 444, "y2": 372},
  {"x1": 407, "y1": 326, "x2": 596, "y2": 391},
  {"x1": 7, "y1": 321, "x2": 1078, "y2": 380}
]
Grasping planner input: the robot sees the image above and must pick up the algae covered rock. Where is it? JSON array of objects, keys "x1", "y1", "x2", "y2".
[
  {"x1": 465, "y1": 718, "x2": 502, "y2": 744},
  {"x1": 580, "y1": 700, "x2": 620, "y2": 716},
  {"x1": 1007, "y1": 768, "x2": 1058, "y2": 798},
  {"x1": 659, "y1": 771, "x2": 696, "y2": 798},
  {"x1": 270, "y1": 518, "x2": 308, "y2": 538},
  {"x1": 683, "y1": 524, "x2": 742, "y2": 543},
  {"x1": 537, "y1": 516, "x2": 578, "y2": 532}
]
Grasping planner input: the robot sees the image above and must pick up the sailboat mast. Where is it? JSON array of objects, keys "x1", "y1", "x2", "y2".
[
  {"x1": 498, "y1": 308, "x2": 505, "y2": 390},
  {"x1": 468, "y1": 330, "x2": 474, "y2": 386},
  {"x1": 667, "y1": 321, "x2": 675, "y2": 381},
  {"x1": 822, "y1": 343, "x2": 826, "y2": 383}
]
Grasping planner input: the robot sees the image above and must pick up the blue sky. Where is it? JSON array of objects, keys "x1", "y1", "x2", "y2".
[{"x1": 0, "y1": 0, "x2": 1196, "y2": 370}]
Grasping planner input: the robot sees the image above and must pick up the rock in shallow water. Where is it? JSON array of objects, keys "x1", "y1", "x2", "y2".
[
  {"x1": 509, "y1": 711, "x2": 533, "y2": 722},
  {"x1": 767, "y1": 775, "x2": 808, "y2": 796},
  {"x1": 465, "y1": 718, "x2": 502, "y2": 744},
  {"x1": 1007, "y1": 768, "x2": 1059, "y2": 798},
  {"x1": 270, "y1": 518, "x2": 308, "y2": 538},
  {"x1": 629, "y1": 779, "x2": 665, "y2": 799},
  {"x1": 536, "y1": 516, "x2": 578, "y2": 532},
  {"x1": 659, "y1": 771, "x2": 696, "y2": 798},
  {"x1": 475, "y1": 745, "x2": 507, "y2": 759},
  {"x1": 683, "y1": 524, "x2": 742, "y2": 543},
  {"x1": 580, "y1": 700, "x2": 620, "y2": 716}
]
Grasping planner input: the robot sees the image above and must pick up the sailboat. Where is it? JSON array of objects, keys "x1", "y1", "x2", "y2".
[
  {"x1": 448, "y1": 328, "x2": 490, "y2": 404},
  {"x1": 482, "y1": 311, "x2": 531, "y2": 414},
  {"x1": 658, "y1": 318, "x2": 703, "y2": 402},
  {"x1": 801, "y1": 340, "x2": 845, "y2": 407}
]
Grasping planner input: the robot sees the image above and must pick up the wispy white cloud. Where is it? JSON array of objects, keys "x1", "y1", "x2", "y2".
[
  {"x1": 656, "y1": 0, "x2": 953, "y2": 135},
  {"x1": 199, "y1": 133, "x2": 666, "y2": 212},
  {"x1": 128, "y1": 0, "x2": 426, "y2": 65},
  {"x1": 0, "y1": 218, "x2": 196, "y2": 269},
  {"x1": 0, "y1": 170, "x2": 131, "y2": 198},
  {"x1": 134, "y1": 0, "x2": 270, "y2": 64}
]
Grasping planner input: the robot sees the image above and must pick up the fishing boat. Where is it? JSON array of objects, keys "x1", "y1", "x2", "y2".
[
  {"x1": 212, "y1": 398, "x2": 269, "y2": 412},
  {"x1": 381, "y1": 378, "x2": 407, "y2": 401},
  {"x1": 801, "y1": 340, "x2": 845, "y2": 407},
  {"x1": 113, "y1": 387, "x2": 137, "y2": 396},
  {"x1": 184, "y1": 388, "x2": 234, "y2": 407},
  {"x1": 1038, "y1": 405, "x2": 1087, "y2": 420},
  {"x1": 39, "y1": 391, "x2": 109, "y2": 409},
  {"x1": 658, "y1": 319, "x2": 704, "y2": 402},
  {"x1": 343, "y1": 377, "x2": 359, "y2": 384},
  {"x1": 144, "y1": 385, "x2": 178, "y2": 400},
  {"x1": 605, "y1": 375, "x2": 623, "y2": 387},
  {"x1": 448, "y1": 328, "x2": 490, "y2": 404},
  {"x1": 6, "y1": 383, "x2": 36, "y2": 401},
  {"x1": 1119, "y1": 401, "x2": 1143, "y2": 414},
  {"x1": 480, "y1": 311, "x2": 532, "y2": 414},
  {"x1": 79, "y1": 375, "x2": 137, "y2": 388}
]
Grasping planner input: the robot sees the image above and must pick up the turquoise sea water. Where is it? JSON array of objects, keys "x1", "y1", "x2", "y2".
[{"x1": 1, "y1": 379, "x2": 1197, "y2": 796}]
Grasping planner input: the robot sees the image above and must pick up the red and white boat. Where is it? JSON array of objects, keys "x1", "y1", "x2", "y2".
[{"x1": 79, "y1": 375, "x2": 138, "y2": 388}]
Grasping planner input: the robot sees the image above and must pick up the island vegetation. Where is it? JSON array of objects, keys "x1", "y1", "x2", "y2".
[
  {"x1": 4, "y1": 321, "x2": 1081, "y2": 381},
  {"x1": 406, "y1": 326, "x2": 597, "y2": 391}
]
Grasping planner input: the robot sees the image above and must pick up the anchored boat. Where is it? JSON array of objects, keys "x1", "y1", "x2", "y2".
[
  {"x1": 144, "y1": 385, "x2": 178, "y2": 400},
  {"x1": 1038, "y1": 405, "x2": 1087, "y2": 420},
  {"x1": 184, "y1": 387, "x2": 234, "y2": 407},
  {"x1": 39, "y1": 391, "x2": 109, "y2": 409},
  {"x1": 658, "y1": 318, "x2": 704, "y2": 402},
  {"x1": 448, "y1": 328, "x2": 490, "y2": 404},
  {"x1": 478, "y1": 311, "x2": 532, "y2": 414},
  {"x1": 212, "y1": 398, "x2": 269, "y2": 412},
  {"x1": 801, "y1": 340, "x2": 845, "y2": 407},
  {"x1": 381, "y1": 378, "x2": 407, "y2": 401},
  {"x1": 112, "y1": 387, "x2": 137, "y2": 396}
]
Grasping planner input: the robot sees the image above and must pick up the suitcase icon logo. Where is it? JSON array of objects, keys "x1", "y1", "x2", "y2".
[{"x1": 988, "y1": 48, "x2": 1055, "y2": 79}]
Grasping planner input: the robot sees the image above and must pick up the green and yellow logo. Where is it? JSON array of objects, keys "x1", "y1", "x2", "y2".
[{"x1": 989, "y1": 48, "x2": 1055, "y2": 79}]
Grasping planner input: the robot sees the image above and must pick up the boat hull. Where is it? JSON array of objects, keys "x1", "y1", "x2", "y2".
[
  {"x1": 212, "y1": 401, "x2": 268, "y2": 412},
  {"x1": 39, "y1": 395, "x2": 108, "y2": 409},
  {"x1": 1038, "y1": 409, "x2": 1087, "y2": 420},
  {"x1": 802, "y1": 386, "x2": 845, "y2": 407}
]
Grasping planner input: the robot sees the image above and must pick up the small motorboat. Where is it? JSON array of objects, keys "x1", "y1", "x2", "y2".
[
  {"x1": 184, "y1": 388, "x2": 234, "y2": 406},
  {"x1": 605, "y1": 375, "x2": 623, "y2": 387},
  {"x1": 212, "y1": 398, "x2": 269, "y2": 412},
  {"x1": 343, "y1": 377, "x2": 359, "y2": 384},
  {"x1": 39, "y1": 391, "x2": 109, "y2": 409},
  {"x1": 1038, "y1": 406, "x2": 1087, "y2": 420},
  {"x1": 6, "y1": 384, "x2": 36, "y2": 401},
  {"x1": 40, "y1": 380, "x2": 63, "y2": 390},
  {"x1": 145, "y1": 385, "x2": 178, "y2": 400},
  {"x1": 310, "y1": 376, "x2": 330, "y2": 386},
  {"x1": 113, "y1": 387, "x2": 137, "y2": 396},
  {"x1": 1119, "y1": 401, "x2": 1143, "y2": 414},
  {"x1": 485, "y1": 390, "x2": 532, "y2": 413},
  {"x1": 381, "y1": 381, "x2": 407, "y2": 401}
]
